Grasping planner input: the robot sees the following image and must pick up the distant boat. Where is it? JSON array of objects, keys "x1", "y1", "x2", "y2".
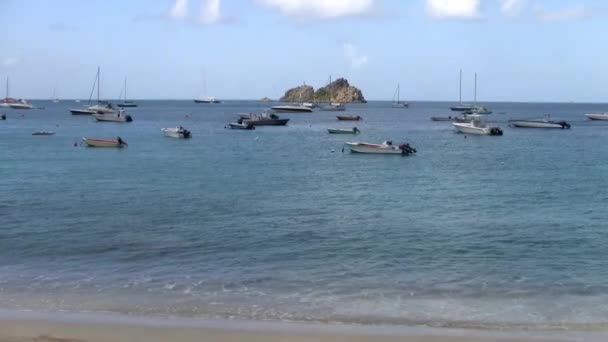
[
  {"x1": 1, "y1": 77, "x2": 33, "y2": 109},
  {"x1": 453, "y1": 120, "x2": 503, "y2": 135},
  {"x1": 320, "y1": 76, "x2": 346, "y2": 111},
  {"x1": 585, "y1": 113, "x2": 608, "y2": 121},
  {"x1": 509, "y1": 116, "x2": 570, "y2": 129},
  {"x1": 81, "y1": 137, "x2": 128, "y2": 147},
  {"x1": 302, "y1": 102, "x2": 317, "y2": 109},
  {"x1": 337, "y1": 115, "x2": 362, "y2": 121},
  {"x1": 1, "y1": 114, "x2": 6, "y2": 120},
  {"x1": 32, "y1": 131, "x2": 55, "y2": 136},
  {"x1": 344, "y1": 141, "x2": 416, "y2": 156},
  {"x1": 93, "y1": 110, "x2": 133, "y2": 122},
  {"x1": 52, "y1": 88, "x2": 59, "y2": 103},
  {"x1": 430, "y1": 116, "x2": 456, "y2": 122},
  {"x1": 450, "y1": 70, "x2": 475, "y2": 112},
  {"x1": 391, "y1": 83, "x2": 409, "y2": 108},
  {"x1": 228, "y1": 122, "x2": 255, "y2": 130},
  {"x1": 194, "y1": 69, "x2": 221, "y2": 104},
  {"x1": 70, "y1": 67, "x2": 116, "y2": 115},
  {"x1": 328, "y1": 127, "x2": 360, "y2": 134},
  {"x1": 162, "y1": 127, "x2": 192, "y2": 139},
  {"x1": 239, "y1": 112, "x2": 289, "y2": 126},
  {"x1": 117, "y1": 77, "x2": 137, "y2": 108},
  {"x1": 271, "y1": 104, "x2": 313, "y2": 113}
]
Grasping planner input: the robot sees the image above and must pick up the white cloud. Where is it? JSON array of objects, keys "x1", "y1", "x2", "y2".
[
  {"x1": 426, "y1": 0, "x2": 481, "y2": 19},
  {"x1": 500, "y1": 0, "x2": 525, "y2": 16},
  {"x1": 199, "y1": 0, "x2": 221, "y2": 24},
  {"x1": 170, "y1": 0, "x2": 188, "y2": 18},
  {"x1": 2, "y1": 57, "x2": 21, "y2": 68},
  {"x1": 343, "y1": 43, "x2": 368, "y2": 69},
  {"x1": 259, "y1": 0, "x2": 374, "y2": 19},
  {"x1": 537, "y1": 5, "x2": 589, "y2": 22}
]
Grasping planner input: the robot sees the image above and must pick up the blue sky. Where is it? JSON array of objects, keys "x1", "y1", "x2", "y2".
[{"x1": 1, "y1": 0, "x2": 607, "y2": 102}]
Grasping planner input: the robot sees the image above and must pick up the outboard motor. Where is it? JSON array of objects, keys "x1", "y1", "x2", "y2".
[
  {"x1": 183, "y1": 130, "x2": 191, "y2": 138},
  {"x1": 398, "y1": 143, "x2": 417, "y2": 156},
  {"x1": 490, "y1": 127, "x2": 503, "y2": 136},
  {"x1": 559, "y1": 121, "x2": 571, "y2": 129},
  {"x1": 0, "y1": 114, "x2": 5, "y2": 120},
  {"x1": 125, "y1": 115, "x2": 133, "y2": 122}
]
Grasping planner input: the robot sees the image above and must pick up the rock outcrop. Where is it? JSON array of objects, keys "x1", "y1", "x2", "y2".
[
  {"x1": 260, "y1": 97, "x2": 273, "y2": 102},
  {"x1": 279, "y1": 78, "x2": 366, "y2": 103}
]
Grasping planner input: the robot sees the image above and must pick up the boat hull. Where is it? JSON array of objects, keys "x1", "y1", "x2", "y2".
[
  {"x1": 229, "y1": 123, "x2": 255, "y2": 130},
  {"x1": 93, "y1": 113, "x2": 133, "y2": 122},
  {"x1": 509, "y1": 120, "x2": 569, "y2": 129},
  {"x1": 70, "y1": 109, "x2": 96, "y2": 115},
  {"x1": 117, "y1": 103, "x2": 137, "y2": 108},
  {"x1": 586, "y1": 113, "x2": 608, "y2": 121},
  {"x1": 336, "y1": 116, "x2": 362, "y2": 121},
  {"x1": 8, "y1": 103, "x2": 33, "y2": 109},
  {"x1": 82, "y1": 138, "x2": 127, "y2": 147},
  {"x1": 244, "y1": 119, "x2": 289, "y2": 126},
  {"x1": 451, "y1": 105, "x2": 476, "y2": 112},
  {"x1": 328, "y1": 128, "x2": 359, "y2": 134},
  {"x1": 32, "y1": 131, "x2": 55, "y2": 136},
  {"x1": 453, "y1": 122, "x2": 502, "y2": 135},
  {"x1": 162, "y1": 128, "x2": 191, "y2": 139},
  {"x1": 271, "y1": 106, "x2": 313, "y2": 113}
]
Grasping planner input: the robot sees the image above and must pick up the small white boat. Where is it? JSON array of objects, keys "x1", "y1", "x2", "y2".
[
  {"x1": 344, "y1": 141, "x2": 416, "y2": 156},
  {"x1": 453, "y1": 120, "x2": 503, "y2": 135},
  {"x1": 391, "y1": 83, "x2": 409, "y2": 108},
  {"x1": 228, "y1": 122, "x2": 255, "y2": 130},
  {"x1": 585, "y1": 113, "x2": 608, "y2": 121},
  {"x1": 93, "y1": 110, "x2": 133, "y2": 122},
  {"x1": 194, "y1": 97, "x2": 221, "y2": 104},
  {"x1": 302, "y1": 102, "x2": 317, "y2": 109},
  {"x1": 271, "y1": 104, "x2": 313, "y2": 113},
  {"x1": 81, "y1": 137, "x2": 127, "y2": 147},
  {"x1": 162, "y1": 127, "x2": 192, "y2": 139},
  {"x1": 8, "y1": 99, "x2": 34, "y2": 109},
  {"x1": 32, "y1": 131, "x2": 55, "y2": 136},
  {"x1": 321, "y1": 102, "x2": 346, "y2": 111},
  {"x1": 328, "y1": 127, "x2": 360, "y2": 134},
  {"x1": 509, "y1": 116, "x2": 570, "y2": 129}
]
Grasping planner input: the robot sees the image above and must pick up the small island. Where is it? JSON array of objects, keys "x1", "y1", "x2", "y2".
[{"x1": 280, "y1": 78, "x2": 366, "y2": 103}]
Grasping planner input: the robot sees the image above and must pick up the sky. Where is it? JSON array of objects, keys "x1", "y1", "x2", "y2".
[{"x1": 1, "y1": 0, "x2": 608, "y2": 102}]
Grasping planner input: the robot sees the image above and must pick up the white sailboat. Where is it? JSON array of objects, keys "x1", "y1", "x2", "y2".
[
  {"x1": 320, "y1": 76, "x2": 345, "y2": 111},
  {"x1": 70, "y1": 67, "x2": 116, "y2": 115},
  {"x1": 391, "y1": 83, "x2": 409, "y2": 108},
  {"x1": 194, "y1": 69, "x2": 221, "y2": 103},
  {"x1": 52, "y1": 88, "x2": 60, "y2": 103},
  {"x1": 0, "y1": 77, "x2": 34, "y2": 109}
]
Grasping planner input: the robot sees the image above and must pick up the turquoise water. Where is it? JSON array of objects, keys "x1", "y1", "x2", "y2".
[{"x1": 1, "y1": 100, "x2": 608, "y2": 329}]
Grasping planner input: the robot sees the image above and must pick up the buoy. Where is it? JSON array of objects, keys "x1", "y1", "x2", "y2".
[{"x1": 330, "y1": 149, "x2": 335, "y2": 153}]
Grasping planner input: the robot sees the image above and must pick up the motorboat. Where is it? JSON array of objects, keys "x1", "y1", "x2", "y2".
[
  {"x1": 239, "y1": 112, "x2": 289, "y2": 126},
  {"x1": 320, "y1": 102, "x2": 346, "y2": 111},
  {"x1": 1, "y1": 77, "x2": 34, "y2": 109},
  {"x1": 8, "y1": 99, "x2": 33, "y2": 109},
  {"x1": 32, "y1": 131, "x2": 55, "y2": 136},
  {"x1": 271, "y1": 104, "x2": 313, "y2": 113},
  {"x1": 585, "y1": 113, "x2": 608, "y2": 121},
  {"x1": 194, "y1": 97, "x2": 221, "y2": 104},
  {"x1": 465, "y1": 105, "x2": 492, "y2": 114},
  {"x1": 328, "y1": 127, "x2": 360, "y2": 134},
  {"x1": 302, "y1": 102, "x2": 317, "y2": 109},
  {"x1": 81, "y1": 137, "x2": 128, "y2": 147},
  {"x1": 228, "y1": 122, "x2": 255, "y2": 130},
  {"x1": 93, "y1": 110, "x2": 133, "y2": 122},
  {"x1": 509, "y1": 116, "x2": 570, "y2": 129},
  {"x1": 344, "y1": 141, "x2": 417, "y2": 156},
  {"x1": 162, "y1": 127, "x2": 192, "y2": 139},
  {"x1": 337, "y1": 115, "x2": 362, "y2": 121},
  {"x1": 453, "y1": 120, "x2": 503, "y2": 135}
]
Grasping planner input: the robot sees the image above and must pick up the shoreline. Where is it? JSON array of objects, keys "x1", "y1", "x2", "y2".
[{"x1": 0, "y1": 310, "x2": 606, "y2": 342}]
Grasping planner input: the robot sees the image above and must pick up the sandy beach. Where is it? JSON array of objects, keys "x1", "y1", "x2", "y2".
[{"x1": 0, "y1": 313, "x2": 583, "y2": 342}]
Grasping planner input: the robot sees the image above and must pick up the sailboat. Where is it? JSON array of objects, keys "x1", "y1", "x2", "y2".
[
  {"x1": 465, "y1": 73, "x2": 492, "y2": 115},
  {"x1": 320, "y1": 76, "x2": 345, "y2": 111},
  {"x1": 391, "y1": 83, "x2": 409, "y2": 108},
  {"x1": 0, "y1": 77, "x2": 34, "y2": 109},
  {"x1": 194, "y1": 69, "x2": 221, "y2": 103},
  {"x1": 70, "y1": 67, "x2": 116, "y2": 115},
  {"x1": 450, "y1": 69, "x2": 476, "y2": 112},
  {"x1": 117, "y1": 77, "x2": 137, "y2": 107},
  {"x1": 52, "y1": 88, "x2": 60, "y2": 103}
]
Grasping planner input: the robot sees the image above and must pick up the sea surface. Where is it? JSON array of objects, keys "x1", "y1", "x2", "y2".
[{"x1": 1, "y1": 100, "x2": 608, "y2": 330}]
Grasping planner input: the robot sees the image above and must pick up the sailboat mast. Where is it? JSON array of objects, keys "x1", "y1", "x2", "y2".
[
  {"x1": 397, "y1": 83, "x2": 400, "y2": 103},
  {"x1": 474, "y1": 73, "x2": 477, "y2": 105},
  {"x1": 329, "y1": 75, "x2": 332, "y2": 103},
  {"x1": 124, "y1": 77, "x2": 127, "y2": 101},
  {"x1": 97, "y1": 66, "x2": 100, "y2": 103},
  {"x1": 5, "y1": 77, "x2": 8, "y2": 99},
  {"x1": 459, "y1": 69, "x2": 462, "y2": 104}
]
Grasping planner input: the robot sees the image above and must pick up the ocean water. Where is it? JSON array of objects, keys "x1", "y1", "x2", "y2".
[{"x1": 1, "y1": 100, "x2": 608, "y2": 330}]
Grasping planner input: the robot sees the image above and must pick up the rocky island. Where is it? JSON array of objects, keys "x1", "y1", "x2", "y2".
[{"x1": 279, "y1": 78, "x2": 366, "y2": 103}]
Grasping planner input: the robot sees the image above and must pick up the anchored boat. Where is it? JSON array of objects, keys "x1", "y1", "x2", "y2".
[
  {"x1": 345, "y1": 141, "x2": 416, "y2": 156},
  {"x1": 81, "y1": 137, "x2": 128, "y2": 147},
  {"x1": 509, "y1": 116, "x2": 570, "y2": 129},
  {"x1": 271, "y1": 104, "x2": 313, "y2": 113},
  {"x1": 585, "y1": 113, "x2": 608, "y2": 121},
  {"x1": 328, "y1": 127, "x2": 360, "y2": 134},
  {"x1": 228, "y1": 122, "x2": 255, "y2": 130},
  {"x1": 162, "y1": 127, "x2": 192, "y2": 139},
  {"x1": 239, "y1": 113, "x2": 289, "y2": 126},
  {"x1": 337, "y1": 115, "x2": 362, "y2": 121},
  {"x1": 453, "y1": 120, "x2": 503, "y2": 136},
  {"x1": 93, "y1": 110, "x2": 133, "y2": 122},
  {"x1": 32, "y1": 131, "x2": 55, "y2": 136}
]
